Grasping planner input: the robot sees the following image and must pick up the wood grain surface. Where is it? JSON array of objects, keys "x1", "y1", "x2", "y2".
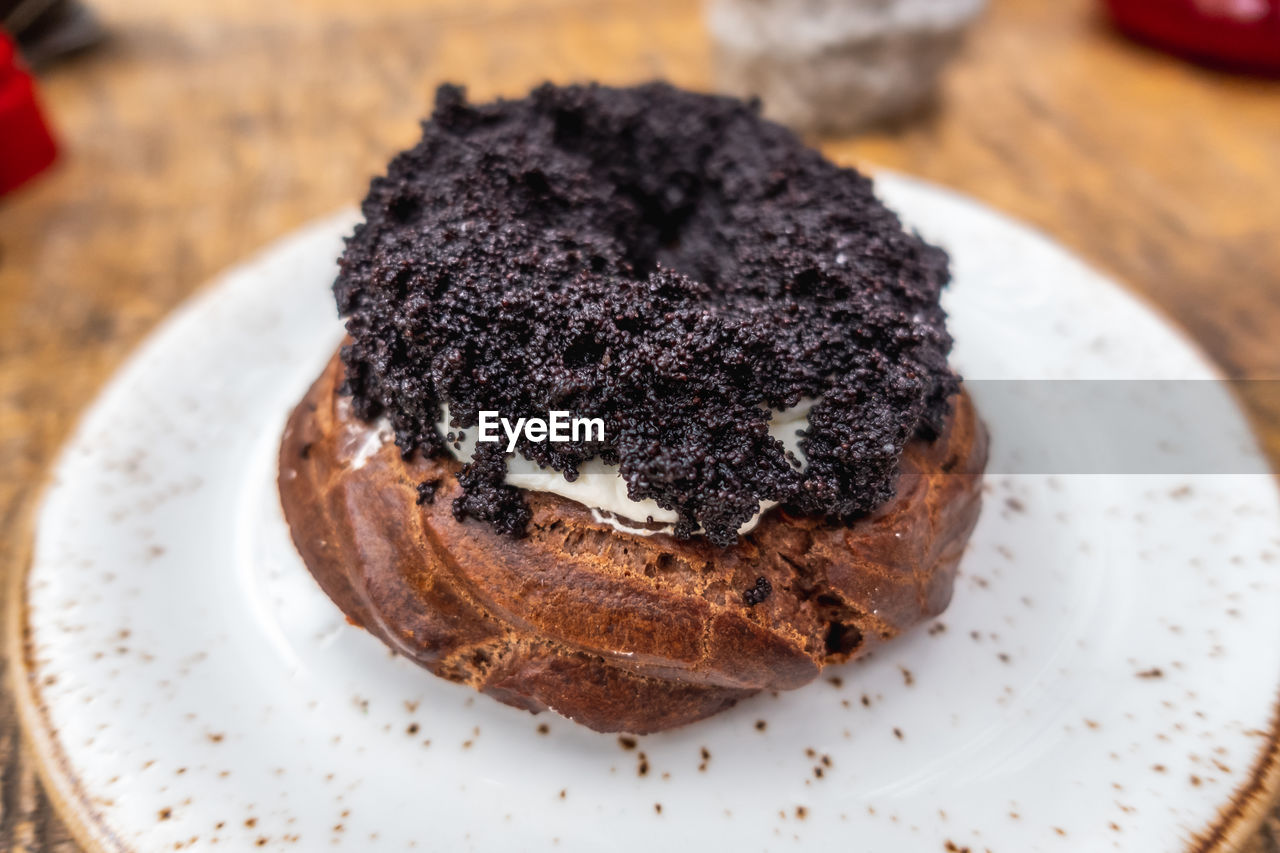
[{"x1": 1, "y1": 0, "x2": 1278, "y2": 848}]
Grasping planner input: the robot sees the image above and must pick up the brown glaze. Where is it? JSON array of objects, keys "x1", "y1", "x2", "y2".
[{"x1": 277, "y1": 352, "x2": 988, "y2": 733}]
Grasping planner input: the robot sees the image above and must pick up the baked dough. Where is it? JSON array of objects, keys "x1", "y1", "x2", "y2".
[{"x1": 278, "y1": 352, "x2": 987, "y2": 733}]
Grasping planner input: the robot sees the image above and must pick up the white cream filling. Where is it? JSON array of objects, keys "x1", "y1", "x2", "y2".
[
  {"x1": 436, "y1": 400, "x2": 815, "y2": 536},
  {"x1": 349, "y1": 416, "x2": 394, "y2": 470}
]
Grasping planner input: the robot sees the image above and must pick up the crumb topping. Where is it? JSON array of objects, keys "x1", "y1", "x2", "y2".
[
  {"x1": 336, "y1": 82, "x2": 957, "y2": 546},
  {"x1": 743, "y1": 576, "x2": 773, "y2": 606}
]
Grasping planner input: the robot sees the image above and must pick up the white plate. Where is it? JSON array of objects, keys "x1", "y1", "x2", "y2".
[{"x1": 13, "y1": 175, "x2": 1280, "y2": 853}]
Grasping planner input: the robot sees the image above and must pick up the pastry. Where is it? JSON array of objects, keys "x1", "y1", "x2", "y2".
[
  {"x1": 278, "y1": 82, "x2": 988, "y2": 733},
  {"x1": 707, "y1": 0, "x2": 985, "y2": 133}
]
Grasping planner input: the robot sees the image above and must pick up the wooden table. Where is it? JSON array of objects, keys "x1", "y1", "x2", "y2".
[{"x1": 1, "y1": 0, "x2": 1277, "y2": 848}]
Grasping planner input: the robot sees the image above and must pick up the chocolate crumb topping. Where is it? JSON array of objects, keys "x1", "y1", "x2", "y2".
[
  {"x1": 336, "y1": 82, "x2": 957, "y2": 546},
  {"x1": 743, "y1": 576, "x2": 773, "y2": 606},
  {"x1": 415, "y1": 478, "x2": 441, "y2": 505}
]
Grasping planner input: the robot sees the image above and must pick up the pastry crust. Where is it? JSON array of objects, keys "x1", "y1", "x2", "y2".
[{"x1": 278, "y1": 351, "x2": 988, "y2": 733}]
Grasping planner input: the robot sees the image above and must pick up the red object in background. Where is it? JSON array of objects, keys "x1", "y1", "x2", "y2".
[
  {"x1": 1105, "y1": 0, "x2": 1280, "y2": 73},
  {"x1": 0, "y1": 30, "x2": 59, "y2": 196}
]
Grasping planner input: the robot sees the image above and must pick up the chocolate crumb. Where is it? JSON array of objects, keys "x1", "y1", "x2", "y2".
[
  {"x1": 755, "y1": 720, "x2": 767, "y2": 731},
  {"x1": 618, "y1": 736, "x2": 637, "y2": 750},
  {"x1": 743, "y1": 576, "x2": 773, "y2": 606},
  {"x1": 536, "y1": 723, "x2": 550, "y2": 735},
  {"x1": 336, "y1": 82, "x2": 957, "y2": 547},
  {"x1": 415, "y1": 479, "x2": 441, "y2": 505}
]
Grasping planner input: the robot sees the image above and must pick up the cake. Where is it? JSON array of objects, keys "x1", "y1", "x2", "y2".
[
  {"x1": 277, "y1": 82, "x2": 988, "y2": 733},
  {"x1": 707, "y1": 0, "x2": 985, "y2": 133}
]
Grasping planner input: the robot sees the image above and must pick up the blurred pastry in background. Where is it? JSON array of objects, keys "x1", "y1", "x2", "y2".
[{"x1": 707, "y1": 0, "x2": 985, "y2": 134}]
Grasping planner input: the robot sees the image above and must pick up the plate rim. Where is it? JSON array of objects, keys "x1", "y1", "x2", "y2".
[
  {"x1": 7, "y1": 190, "x2": 1280, "y2": 853},
  {"x1": 3, "y1": 211, "x2": 361, "y2": 853}
]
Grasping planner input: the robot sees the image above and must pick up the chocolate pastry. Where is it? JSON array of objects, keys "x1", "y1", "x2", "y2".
[
  {"x1": 278, "y1": 83, "x2": 988, "y2": 733},
  {"x1": 279, "y1": 354, "x2": 986, "y2": 733}
]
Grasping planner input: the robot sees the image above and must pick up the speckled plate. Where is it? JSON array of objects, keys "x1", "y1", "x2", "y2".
[{"x1": 11, "y1": 175, "x2": 1280, "y2": 853}]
